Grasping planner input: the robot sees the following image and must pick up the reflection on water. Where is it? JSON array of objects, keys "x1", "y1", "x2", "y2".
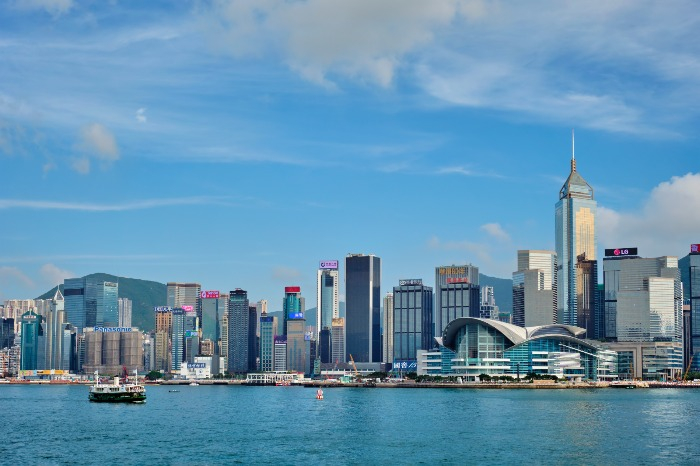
[{"x1": 3, "y1": 386, "x2": 700, "y2": 464}]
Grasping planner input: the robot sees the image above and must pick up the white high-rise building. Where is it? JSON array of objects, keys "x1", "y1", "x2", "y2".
[
  {"x1": 118, "y1": 298, "x2": 132, "y2": 328},
  {"x1": 383, "y1": 293, "x2": 394, "y2": 364},
  {"x1": 513, "y1": 250, "x2": 557, "y2": 327},
  {"x1": 316, "y1": 262, "x2": 339, "y2": 339},
  {"x1": 603, "y1": 255, "x2": 682, "y2": 342}
]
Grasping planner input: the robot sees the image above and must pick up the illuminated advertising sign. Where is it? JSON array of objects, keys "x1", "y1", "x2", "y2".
[
  {"x1": 392, "y1": 360, "x2": 417, "y2": 371},
  {"x1": 155, "y1": 306, "x2": 173, "y2": 312},
  {"x1": 187, "y1": 363, "x2": 206, "y2": 369},
  {"x1": 185, "y1": 330, "x2": 198, "y2": 338},
  {"x1": 285, "y1": 286, "x2": 301, "y2": 293},
  {"x1": 604, "y1": 248, "x2": 638, "y2": 257},
  {"x1": 261, "y1": 316, "x2": 274, "y2": 323},
  {"x1": 446, "y1": 278, "x2": 470, "y2": 284},
  {"x1": 319, "y1": 260, "x2": 338, "y2": 270},
  {"x1": 200, "y1": 290, "x2": 220, "y2": 299},
  {"x1": 304, "y1": 332, "x2": 313, "y2": 341},
  {"x1": 692, "y1": 244, "x2": 700, "y2": 253},
  {"x1": 289, "y1": 312, "x2": 304, "y2": 320},
  {"x1": 182, "y1": 305, "x2": 194, "y2": 312},
  {"x1": 94, "y1": 327, "x2": 132, "y2": 332},
  {"x1": 439, "y1": 267, "x2": 467, "y2": 275},
  {"x1": 399, "y1": 279, "x2": 423, "y2": 286}
]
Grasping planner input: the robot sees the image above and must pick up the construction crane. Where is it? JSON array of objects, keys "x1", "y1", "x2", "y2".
[
  {"x1": 683, "y1": 355, "x2": 694, "y2": 381},
  {"x1": 349, "y1": 354, "x2": 360, "y2": 379}
]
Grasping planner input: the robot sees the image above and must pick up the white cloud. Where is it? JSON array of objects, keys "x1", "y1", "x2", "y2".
[
  {"x1": 0, "y1": 266, "x2": 35, "y2": 288},
  {"x1": 480, "y1": 223, "x2": 510, "y2": 242},
  {"x1": 598, "y1": 173, "x2": 700, "y2": 257},
  {"x1": 0, "y1": 196, "x2": 230, "y2": 211},
  {"x1": 136, "y1": 108, "x2": 147, "y2": 123},
  {"x1": 78, "y1": 123, "x2": 119, "y2": 161},
  {"x1": 12, "y1": 0, "x2": 74, "y2": 16},
  {"x1": 39, "y1": 263, "x2": 74, "y2": 287},
  {"x1": 427, "y1": 235, "x2": 493, "y2": 266},
  {"x1": 71, "y1": 157, "x2": 91, "y2": 174},
  {"x1": 272, "y1": 266, "x2": 302, "y2": 282},
  {"x1": 203, "y1": 0, "x2": 467, "y2": 88},
  {"x1": 201, "y1": 0, "x2": 700, "y2": 135}
]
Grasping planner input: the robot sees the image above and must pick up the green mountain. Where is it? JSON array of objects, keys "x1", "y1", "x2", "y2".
[
  {"x1": 480, "y1": 273, "x2": 512, "y2": 314},
  {"x1": 37, "y1": 273, "x2": 166, "y2": 332}
]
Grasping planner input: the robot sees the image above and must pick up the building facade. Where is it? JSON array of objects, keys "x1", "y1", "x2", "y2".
[
  {"x1": 331, "y1": 317, "x2": 346, "y2": 364},
  {"x1": 442, "y1": 317, "x2": 617, "y2": 381},
  {"x1": 512, "y1": 250, "x2": 556, "y2": 327},
  {"x1": 680, "y1": 247, "x2": 700, "y2": 370},
  {"x1": 20, "y1": 311, "x2": 44, "y2": 371},
  {"x1": 227, "y1": 289, "x2": 249, "y2": 373},
  {"x1": 64, "y1": 278, "x2": 119, "y2": 332},
  {"x1": 434, "y1": 265, "x2": 480, "y2": 340},
  {"x1": 118, "y1": 298, "x2": 132, "y2": 328},
  {"x1": 260, "y1": 315, "x2": 277, "y2": 372},
  {"x1": 383, "y1": 293, "x2": 394, "y2": 364},
  {"x1": 317, "y1": 262, "x2": 339, "y2": 342},
  {"x1": 555, "y1": 155, "x2": 597, "y2": 328},
  {"x1": 603, "y1": 255, "x2": 682, "y2": 343},
  {"x1": 434, "y1": 264, "x2": 479, "y2": 339},
  {"x1": 345, "y1": 254, "x2": 381, "y2": 363},
  {"x1": 167, "y1": 283, "x2": 202, "y2": 323},
  {"x1": 392, "y1": 280, "x2": 433, "y2": 363}
]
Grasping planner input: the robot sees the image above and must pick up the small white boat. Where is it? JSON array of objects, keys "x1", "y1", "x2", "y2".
[{"x1": 189, "y1": 382, "x2": 199, "y2": 386}]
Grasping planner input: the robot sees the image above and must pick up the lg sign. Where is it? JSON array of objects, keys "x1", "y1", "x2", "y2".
[{"x1": 604, "y1": 248, "x2": 638, "y2": 257}]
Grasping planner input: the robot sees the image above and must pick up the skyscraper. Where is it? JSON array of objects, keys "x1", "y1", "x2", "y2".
[
  {"x1": 227, "y1": 289, "x2": 249, "y2": 373},
  {"x1": 383, "y1": 293, "x2": 394, "y2": 364},
  {"x1": 603, "y1": 255, "x2": 682, "y2": 342},
  {"x1": 392, "y1": 280, "x2": 433, "y2": 363},
  {"x1": 317, "y1": 261, "x2": 340, "y2": 337},
  {"x1": 331, "y1": 317, "x2": 346, "y2": 364},
  {"x1": 555, "y1": 149, "x2": 597, "y2": 327},
  {"x1": 480, "y1": 286, "x2": 499, "y2": 320},
  {"x1": 680, "y1": 246, "x2": 700, "y2": 369},
  {"x1": 64, "y1": 278, "x2": 119, "y2": 332},
  {"x1": 434, "y1": 264, "x2": 480, "y2": 337},
  {"x1": 170, "y1": 308, "x2": 185, "y2": 371},
  {"x1": 283, "y1": 286, "x2": 304, "y2": 336},
  {"x1": 167, "y1": 283, "x2": 202, "y2": 325},
  {"x1": 20, "y1": 311, "x2": 44, "y2": 371},
  {"x1": 118, "y1": 298, "x2": 132, "y2": 328},
  {"x1": 345, "y1": 254, "x2": 381, "y2": 363},
  {"x1": 512, "y1": 250, "x2": 557, "y2": 327},
  {"x1": 248, "y1": 305, "x2": 258, "y2": 371},
  {"x1": 259, "y1": 314, "x2": 277, "y2": 372}
]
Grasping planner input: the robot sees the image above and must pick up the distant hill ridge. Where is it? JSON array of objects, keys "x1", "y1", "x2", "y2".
[
  {"x1": 37, "y1": 273, "x2": 166, "y2": 332},
  {"x1": 37, "y1": 273, "x2": 512, "y2": 333}
]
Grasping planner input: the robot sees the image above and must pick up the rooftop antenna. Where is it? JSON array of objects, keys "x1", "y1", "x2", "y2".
[{"x1": 571, "y1": 129, "x2": 576, "y2": 172}]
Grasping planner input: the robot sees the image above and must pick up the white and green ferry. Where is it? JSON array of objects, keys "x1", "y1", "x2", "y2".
[{"x1": 88, "y1": 371, "x2": 146, "y2": 403}]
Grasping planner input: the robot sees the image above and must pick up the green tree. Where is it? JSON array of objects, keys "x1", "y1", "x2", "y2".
[{"x1": 145, "y1": 370, "x2": 163, "y2": 381}]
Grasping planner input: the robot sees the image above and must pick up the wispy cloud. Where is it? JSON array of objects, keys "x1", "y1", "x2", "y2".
[
  {"x1": 480, "y1": 223, "x2": 510, "y2": 242},
  {"x1": 39, "y1": 263, "x2": 74, "y2": 286},
  {"x1": 12, "y1": 0, "x2": 73, "y2": 17},
  {"x1": 0, "y1": 266, "x2": 35, "y2": 288},
  {"x1": 136, "y1": 108, "x2": 147, "y2": 123},
  {"x1": 272, "y1": 266, "x2": 302, "y2": 282},
  {"x1": 0, "y1": 196, "x2": 230, "y2": 211},
  {"x1": 0, "y1": 254, "x2": 171, "y2": 263}
]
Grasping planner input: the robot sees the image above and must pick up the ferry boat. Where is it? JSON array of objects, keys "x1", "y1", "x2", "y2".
[{"x1": 89, "y1": 370, "x2": 146, "y2": 403}]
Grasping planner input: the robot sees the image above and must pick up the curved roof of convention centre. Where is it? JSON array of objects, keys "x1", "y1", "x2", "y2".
[{"x1": 441, "y1": 317, "x2": 587, "y2": 351}]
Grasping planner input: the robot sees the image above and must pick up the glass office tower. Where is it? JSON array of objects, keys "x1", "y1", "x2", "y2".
[
  {"x1": 345, "y1": 254, "x2": 381, "y2": 363},
  {"x1": 555, "y1": 155, "x2": 597, "y2": 327}
]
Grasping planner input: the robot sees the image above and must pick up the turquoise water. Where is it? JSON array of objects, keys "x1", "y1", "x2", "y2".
[{"x1": 2, "y1": 385, "x2": 699, "y2": 465}]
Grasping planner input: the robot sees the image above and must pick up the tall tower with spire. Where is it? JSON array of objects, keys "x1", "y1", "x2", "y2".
[{"x1": 555, "y1": 133, "x2": 597, "y2": 334}]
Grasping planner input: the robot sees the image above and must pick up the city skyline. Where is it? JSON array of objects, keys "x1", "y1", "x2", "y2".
[{"x1": 2, "y1": 2, "x2": 699, "y2": 305}]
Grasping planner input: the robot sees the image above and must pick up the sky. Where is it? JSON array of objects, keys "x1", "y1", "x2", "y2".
[{"x1": 1, "y1": 0, "x2": 699, "y2": 307}]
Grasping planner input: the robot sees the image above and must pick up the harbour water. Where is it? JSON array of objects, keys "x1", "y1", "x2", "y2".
[{"x1": 3, "y1": 385, "x2": 700, "y2": 465}]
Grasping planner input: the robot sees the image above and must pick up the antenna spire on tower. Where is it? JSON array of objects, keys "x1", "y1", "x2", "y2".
[{"x1": 571, "y1": 129, "x2": 576, "y2": 172}]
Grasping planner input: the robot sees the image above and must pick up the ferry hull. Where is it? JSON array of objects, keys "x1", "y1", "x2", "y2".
[{"x1": 88, "y1": 392, "x2": 146, "y2": 403}]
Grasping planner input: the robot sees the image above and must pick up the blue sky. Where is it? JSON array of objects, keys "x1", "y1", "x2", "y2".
[{"x1": 1, "y1": 0, "x2": 699, "y2": 307}]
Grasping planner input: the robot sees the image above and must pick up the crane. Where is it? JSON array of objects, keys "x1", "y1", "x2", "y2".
[
  {"x1": 349, "y1": 354, "x2": 359, "y2": 379},
  {"x1": 683, "y1": 354, "x2": 694, "y2": 381}
]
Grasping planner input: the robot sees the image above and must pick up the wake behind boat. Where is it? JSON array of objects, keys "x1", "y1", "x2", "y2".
[{"x1": 89, "y1": 370, "x2": 146, "y2": 403}]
